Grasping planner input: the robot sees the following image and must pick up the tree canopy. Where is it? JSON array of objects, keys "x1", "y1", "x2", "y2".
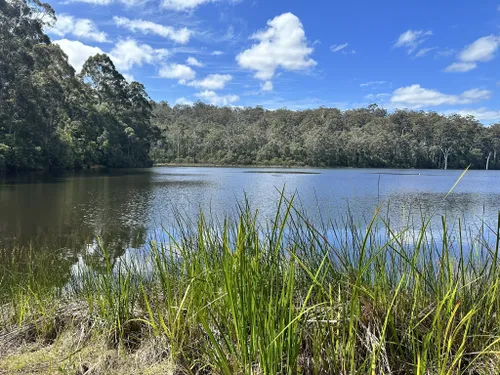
[
  {"x1": 152, "y1": 102, "x2": 500, "y2": 170},
  {"x1": 0, "y1": 0, "x2": 157, "y2": 170}
]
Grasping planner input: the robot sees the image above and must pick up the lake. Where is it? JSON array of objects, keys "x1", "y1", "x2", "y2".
[{"x1": 1, "y1": 167, "x2": 499, "y2": 268}]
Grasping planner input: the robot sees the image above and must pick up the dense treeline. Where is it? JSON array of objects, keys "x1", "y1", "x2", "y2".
[
  {"x1": 0, "y1": 0, "x2": 157, "y2": 171},
  {"x1": 3, "y1": 0, "x2": 500, "y2": 172},
  {"x1": 152, "y1": 102, "x2": 500, "y2": 170}
]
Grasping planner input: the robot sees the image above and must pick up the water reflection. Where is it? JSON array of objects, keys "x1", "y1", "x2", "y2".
[{"x1": 1, "y1": 167, "x2": 500, "y2": 290}]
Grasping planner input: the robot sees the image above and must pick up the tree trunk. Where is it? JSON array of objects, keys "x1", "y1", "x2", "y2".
[
  {"x1": 441, "y1": 147, "x2": 450, "y2": 170},
  {"x1": 486, "y1": 151, "x2": 492, "y2": 170}
]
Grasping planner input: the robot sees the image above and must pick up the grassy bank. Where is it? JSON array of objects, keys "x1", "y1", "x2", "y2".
[{"x1": 2, "y1": 198, "x2": 500, "y2": 374}]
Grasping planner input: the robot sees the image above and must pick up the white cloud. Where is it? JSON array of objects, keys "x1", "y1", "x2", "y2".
[
  {"x1": 212, "y1": 51, "x2": 224, "y2": 56},
  {"x1": 159, "y1": 63, "x2": 196, "y2": 80},
  {"x1": 261, "y1": 81, "x2": 273, "y2": 91},
  {"x1": 360, "y1": 80, "x2": 388, "y2": 87},
  {"x1": 445, "y1": 35, "x2": 500, "y2": 73},
  {"x1": 48, "y1": 14, "x2": 108, "y2": 43},
  {"x1": 186, "y1": 57, "x2": 204, "y2": 67},
  {"x1": 365, "y1": 93, "x2": 390, "y2": 101},
  {"x1": 330, "y1": 43, "x2": 348, "y2": 52},
  {"x1": 161, "y1": 0, "x2": 211, "y2": 11},
  {"x1": 415, "y1": 47, "x2": 437, "y2": 58},
  {"x1": 110, "y1": 39, "x2": 168, "y2": 71},
  {"x1": 175, "y1": 97, "x2": 194, "y2": 106},
  {"x1": 390, "y1": 84, "x2": 491, "y2": 108},
  {"x1": 236, "y1": 12, "x2": 316, "y2": 80},
  {"x1": 53, "y1": 39, "x2": 104, "y2": 72},
  {"x1": 394, "y1": 29, "x2": 432, "y2": 54},
  {"x1": 444, "y1": 62, "x2": 477, "y2": 72},
  {"x1": 123, "y1": 73, "x2": 135, "y2": 82},
  {"x1": 55, "y1": 38, "x2": 167, "y2": 73},
  {"x1": 113, "y1": 16, "x2": 191, "y2": 44},
  {"x1": 195, "y1": 90, "x2": 239, "y2": 106},
  {"x1": 459, "y1": 35, "x2": 500, "y2": 62},
  {"x1": 184, "y1": 74, "x2": 232, "y2": 90},
  {"x1": 449, "y1": 108, "x2": 500, "y2": 123}
]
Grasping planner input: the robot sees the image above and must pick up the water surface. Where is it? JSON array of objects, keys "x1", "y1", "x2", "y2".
[{"x1": 1, "y1": 167, "x2": 499, "y2": 279}]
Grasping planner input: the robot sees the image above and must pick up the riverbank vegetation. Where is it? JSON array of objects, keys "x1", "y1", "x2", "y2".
[
  {"x1": 152, "y1": 102, "x2": 500, "y2": 170},
  {"x1": 2, "y1": 198, "x2": 500, "y2": 374}
]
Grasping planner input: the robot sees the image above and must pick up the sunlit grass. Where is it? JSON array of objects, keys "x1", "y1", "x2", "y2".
[{"x1": 2, "y1": 196, "x2": 500, "y2": 374}]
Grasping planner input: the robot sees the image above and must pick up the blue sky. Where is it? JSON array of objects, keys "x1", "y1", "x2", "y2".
[{"x1": 45, "y1": 0, "x2": 500, "y2": 123}]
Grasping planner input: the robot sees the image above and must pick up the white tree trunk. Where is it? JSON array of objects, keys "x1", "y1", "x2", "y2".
[
  {"x1": 486, "y1": 151, "x2": 492, "y2": 170},
  {"x1": 441, "y1": 147, "x2": 451, "y2": 170}
]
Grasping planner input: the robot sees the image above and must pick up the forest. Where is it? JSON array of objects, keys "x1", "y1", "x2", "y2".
[
  {"x1": 2, "y1": 0, "x2": 500, "y2": 171},
  {"x1": 152, "y1": 102, "x2": 500, "y2": 170},
  {"x1": 0, "y1": 0, "x2": 157, "y2": 170}
]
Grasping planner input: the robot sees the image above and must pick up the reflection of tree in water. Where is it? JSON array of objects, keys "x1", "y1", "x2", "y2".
[
  {"x1": 81, "y1": 226, "x2": 147, "y2": 274},
  {"x1": 0, "y1": 169, "x2": 153, "y2": 291}
]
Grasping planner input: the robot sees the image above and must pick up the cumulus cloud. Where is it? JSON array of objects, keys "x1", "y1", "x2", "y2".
[
  {"x1": 55, "y1": 38, "x2": 168, "y2": 74},
  {"x1": 212, "y1": 51, "x2": 224, "y2": 56},
  {"x1": 394, "y1": 29, "x2": 432, "y2": 54},
  {"x1": 110, "y1": 39, "x2": 168, "y2": 71},
  {"x1": 390, "y1": 84, "x2": 491, "y2": 108},
  {"x1": 159, "y1": 63, "x2": 196, "y2": 80},
  {"x1": 48, "y1": 14, "x2": 108, "y2": 43},
  {"x1": 53, "y1": 39, "x2": 104, "y2": 72},
  {"x1": 195, "y1": 90, "x2": 239, "y2": 106},
  {"x1": 444, "y1": 62, "x2": 477, "y2": 72},
  {"x1": 162, "y1": 0, "x2": 211, "y2": 11},
  {"x1": 113, "y1": 17, "x2": 191, "y2": 44},
  {"x1": 261, "y1": 81, "x2": 273, "y2": 92},
  {"x1": 445, "y1": 35, "x2": 500, "y2": 73},
  {"x1": 330, "y1": 43, "x2": 348, "y2": 52},
  {"x1": 236, "y1": 13, "x2": 316, "y2": 80},
  {"x1": 186, "y1": 57, "x2": 204, "y2": 67},
  {"x1": 184, "y1": 74, "x2": 232, "y2": 90}
]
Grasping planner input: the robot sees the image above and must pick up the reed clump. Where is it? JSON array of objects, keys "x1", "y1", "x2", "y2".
[{"x1": 2, "y1": 197, "x2": 500, "y2": 374}]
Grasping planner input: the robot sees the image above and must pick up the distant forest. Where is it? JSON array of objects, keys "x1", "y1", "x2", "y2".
[
  {"x1": 2, "y1": 0, "x2": 500, "y2": 172},
  {"x1": 152, "y1": 102, "x2": 500, "y2": 170}
]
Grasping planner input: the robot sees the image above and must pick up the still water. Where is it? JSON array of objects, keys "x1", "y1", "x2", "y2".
[{"x1": 1, "y1": 167, "x2": 499, "y2": 258}]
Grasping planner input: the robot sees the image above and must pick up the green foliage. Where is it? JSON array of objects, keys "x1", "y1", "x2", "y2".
[
  {"x1": 4, "y1": 200, "x2": 500, "y2": 373},
  {"x1": 152, "y1": 103, "x2": 500, "y2": 170},
  {"x1": 0, "y1": 1, "x2": 157, "y2": 171}
]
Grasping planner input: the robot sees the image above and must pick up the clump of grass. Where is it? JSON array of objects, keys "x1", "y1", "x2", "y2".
[{"x1": 2, "y1": 195, "x2": 500, "y2": 374}]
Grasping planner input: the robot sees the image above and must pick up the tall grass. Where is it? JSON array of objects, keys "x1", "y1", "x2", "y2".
[{"x1": 2, "y1": 197, "x2": 500, "y2": 374}]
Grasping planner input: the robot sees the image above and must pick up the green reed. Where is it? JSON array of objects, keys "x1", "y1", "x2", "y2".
[{"x1": 2, "y1": 198, "x2": 500, "y2": 374}]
